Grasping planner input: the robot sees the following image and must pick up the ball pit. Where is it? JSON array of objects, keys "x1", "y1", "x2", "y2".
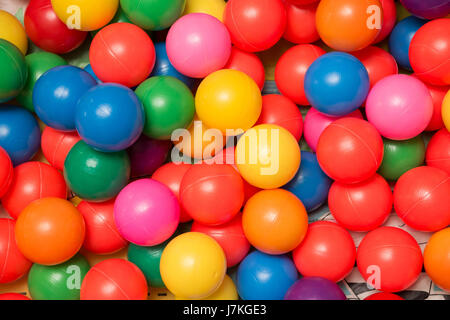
[
  {"x1": 224, "y1": 47, "x2": 265, "y2": 90},
  {"x1": 426, "y1": 129, "x2": 450, "y2": 175},
  {"x1": 183, "y1": 0, "x2": 226, "y2": 22},
  {"x1": 417, "y1": 79, "x2": 448, "y2": 131},
  {"x1": 41, "y1": 127, "x2": 81, "y2": 171},
  {"x1": 0, "y1": 39, "x2": 27, "y2": 103},
  {"x1": 128, "y1": 242, "x2": 168, "y2": 288},
  {"x1": 283, "y1": 1, "x2": 319, "y2": 44},
  {"x1": 0, "y1": 147, "x2": 13, "y2": 198},
  {"x1": 284, "y1": 277, "x2": 346, "y2": 300},
  {"x1": 424, "y1": 228, "x2": 450, "y2": 291},
  {"x1": 0, "y1": 10, "x2": 28, "y2": 55},
  {"x1": 373, "y1": 0, "x2": 397, "y2": 44}
]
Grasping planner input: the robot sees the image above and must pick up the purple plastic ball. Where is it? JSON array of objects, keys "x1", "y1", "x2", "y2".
[
  {"x1": 284, "y1": 277, "x2": 346, "y2": 300},
  {"x1": 400, "y1": 0, "x2": 450, "y2": 19}
]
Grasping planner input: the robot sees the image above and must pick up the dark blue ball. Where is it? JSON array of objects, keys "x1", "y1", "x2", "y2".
[
  {"x1": 0, "y1": 105, "x2": 40, "y2": 166},
  {"x1": 304, "y1": 52, "x2": 369, "y2": 116}
]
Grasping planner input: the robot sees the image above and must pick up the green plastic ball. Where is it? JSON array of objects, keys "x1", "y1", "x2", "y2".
[
  {"x1": 17, "y1": 52, "x2": 67, "y2": 112},
  {"x1": 64, "y1": 141, "x2": 130, "y2": 201},
  {"x1": 28, "y1": 254, "x2": 90, "y2": 300},
  {"x1": 120, "y1": 0, "x2": 186, "y2": 31},
  {"x1": 136, "y1": 76, "x2": 195, "y2": 140},
  {"x1": 0, "y1": 39, "x2": 28, "y2": 103},
  {"x1": 378, "y1": 135, "x2": 425, "y2": 181},
  {"x1": 127, "y1": 242, "x2": 167, "y2": 288}
]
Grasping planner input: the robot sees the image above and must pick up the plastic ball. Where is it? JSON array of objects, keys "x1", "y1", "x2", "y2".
[
  {"x1": 388, "y1": 16, "x2": 426, "y2": 70},
  {"x1": 417, "y1": 79, "x2": 448, "y2": 131},
  {"x1": 135, "y1": 76, "x2": 195, "y2": 140},
  {"x1": 0, "y1": 147, "x2": 13, "y2": 198},
  {"x1": 183, "y1": 0, "x2": 225, "y2": 22},
  {"x1": 114, "y1": 179, "x2": 180, "y2": 246},
  {"x1": 285, "y1": 277, "x2": 346, "y2": 300},
  {"x1": 224, "y1": 0, "x2": 286, "y2": 52},
  {"x1": 0, "y1": 293, "x2": 30, "y2": 300},
  {"x1": 0, "y1": 10, "x2": 28, "y2": 54},
  {"x1": 25, "y1": 0, "x2": 87, "y2": 54},
  {"x1": 191, "y1": 213, "x2": 250, "y2": 267},
  {"x1": 83, "y1": 64, "x2": 101, "y2": 84},
  {"x1": 51, "y1": 0, "x2": 119, "y2": 31},
  {"x1": 41, "y1": 127, "x2": 81, "y2": 171},
  {"x1": 160, "y1": 232, "x2": 227, "y2": 299},
  {"x1": 305, "y1": 52, "x2": 370, "y2": 116},
  {"x1": 224, "y1": 47, "x2": 265, "y2": 90},
  {"x1": 0, "y1": 39, "x2": 27, "y2": 103},
  {"x1": 90, "y1": 22, "x2": 155, "y2": 88},
  {"x1": 64, "y1": 141, "x2": 130, "y2": 202},
  {"x1": 28, "y1": 254, "x2": 90, "y2": 300},
  {"x1": 15, "y1": 198, "x2": 85, "y2": 265},
  {"x1": 80, "y1": 259, "x2": 148, "y2": 300},
  {"x1": 366, "y1": 74, "x2": 433, "y2": 140},
  {"x1": 317, "y1": 118, "x2": 383, "y2": 184},
  {"x1": 120, "y1": 0, "x2": 185, "y2": 30},
  {"x1": 199, "y1": 275, "x2": 238, "y2": 300},
  {"x1": 0, "y1": 219, "x2": 32, "y2": 284},
  {"x1": 410, "y1": 19, "x2": 450, "y2": 86},
  {"x1": 303, "y1": 108, "x2": 363, "y2": 152},
  {"x1": 275, "y1": 44, "x2": 326, "y2": 106},
  {"x1": 243, "y1": 189, "x2": 308, "y2": 255},
  {"x1": 17, "y1": 52, "x2": 67, "y2": 113},
  {"x1": 283, "y1": 1, "x2": 319, "y2": 44},
  {"x1": 180, "y1": 164, "x2": 244, "y2": 225},
  {"x1": 77, "y1": 200, "x2": 127, "y2": 254},
  {"x1": 128, "y1": 242, "x2": 168, "y2": 288},
  {"x1": 373, "y1": 0, "x2": 397, "y2": 43},
  {"x1": 286, "y1": 0, "x2": 319, "y2": 4},
  {"x1": 357, "y1": 227, "x2": 423, "y2": 292},
  {"x1": 426, "y1": 128, "x2": 450, "y2": 175},
  {"x1": 444, "y1": 90, "x2": 450, "y2": 131},
  {"x1": 284, "y1": 151, "x2": 332, "y2": 212},
  {"x1": 424, "y1": 228, "x2": 450, "y2": 291},
  {"x1": 33, "y1": 66, "x2": 97, "y2": 131},
  {"x1": 316, "y1": 0, "x2": 382, "y2": 52},
  {"x1": 394, "y1": 166, "x2": 450, "y2": 232},
  {"x1": 329, "y1": 174, "x2": 393, "y2": 232},
  {"x1": 152, "y1": 162, "x2": 192, "y2": 223},
  {"x1": 378, "y1": 136, "x2": 425, "y2": 181},
  {"x1": 364, "y1": 292, "x2": 404, "y2": 300},
  {"x1": 400, "y1": 0, "x2": 450, "y2": 20},
  {"x1": 195, "y1": 69, "x2": 262, "y2": 134},
  {"x1": 237, "y1": 251, "x2": 298, "y2": 300}
]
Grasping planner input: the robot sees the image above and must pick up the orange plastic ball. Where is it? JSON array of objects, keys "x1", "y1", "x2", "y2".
[
  {"x1": 424, "y1": 228, "x2": 450, "y2": 292},
  {"x1": 242, "y1": 189, "x2": 308, "y2": 255},
  {"x1": 15, "y1": 198, "x2": 85, "y2": 265}
]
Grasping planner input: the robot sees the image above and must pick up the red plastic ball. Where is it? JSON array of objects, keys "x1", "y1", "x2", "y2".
[
  {"x1": 426, "y1": 128, "x2": 450, "y2": 175},
  {"x1": 409, "y1": 19, "x2": 450, "y2": 86},
  {"x1": 180, "y1": 164, "x2": 245, "y2": 225},
  {"x1": 329, "y1": 174, "x2": 393, "y2": 232},
  {"x1": 152, "y1": 162, "x2": 192, "y2": 223},
  {"x1": 416, "y1": 80, "x2": 447, "y2": 131},
  {"x1": 1, "y1": 162, "x2": 67, "y2": 219},
  {"x1": 317, "y1": 118, "x2": 384, "y2": 184},
  {"x1": 351, "y1": 46, "x2": 398, "y2": 90},
  {"x1": 191, "y1": 213, "x2": 250, "y2": 267},
  {"x1": 77, "y1": 199, "x2": 127, "y2": 255},
  {"x1": 41, "y1": 126, "x2": 81, "y2": 171},
  {"x1": 223, "y1": 0, "x2": 287, "y2": 52},
  {"x1": 0, "y1": 293, "x2": 30, "y2": 300},
  {"x1": 24, "y1": 0, "x2": 87, "y2": 54},
  {"x1": 80, "y1": 259, "x2": 148, "y2": 300},
  {"x1": 256, "y1": 94, "x2": 303, "y2": 141},
  {"x1": 90, "y1": 22, "x2": 156, "y2": 88},
  {"x1": 0, "y1": 146, "x2": 13, "y2": 198},
  {"x1": 357, "y1": 227, "x2": 423, "y2": 292},
  {"x1": 275, "y1": 44, "x2": 326, "y2": 106},
  {"x1": 394, "y1": 166, "x2": 450, "y2": 232},
  {"x1": 224, "y1": 47, "x2": 265, "y2": 90},
  {"x1": 292, "y1": 221, "x2": 356, "y2": 283},
  {"x1": 0, "y1": 219, "x2": 32, "y2": 284},
  {"x1": 283, "y1": 1, "x2": 319, "y2": 44},
  {"x1": 373, "y1": 0, "x2": 396, "y2": 44},
  {"x1": 286, "y1": 0, "x2": 319, "y2": 4},
  {"x1": 364, "y1": 292, "x2": 404, "y2": 300}
]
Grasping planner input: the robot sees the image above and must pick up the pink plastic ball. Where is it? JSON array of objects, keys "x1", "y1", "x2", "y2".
[
  {"x1": 304, "y1": 108, "x2": 363, "y2": 152},
  {"x1": 366, "y1": 75, "x2": 433, "y2": 140},
  {"x1": 166, "y1": 13, "x2": 231, "y2": 78},
  {"x1": 114, "y1": 179, "x2": 180, "y2": 246}
]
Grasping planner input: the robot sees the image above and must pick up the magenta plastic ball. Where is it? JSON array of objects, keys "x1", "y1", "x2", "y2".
[
  {"x1": 114, "y1": 179, "x2": 180, "y2": 246},
  {"x1": 284, "y1": 277, "x2": 346, "y2": 300},
  {"x1": 304, "y1": 108, "x2": 363, "y2": 151},
  {"x1": 166, "y1": 13, "x2": 232, "y2": 78},
  {"x1": 366, "y1": 75, "x2": 433, "y2": 140}
]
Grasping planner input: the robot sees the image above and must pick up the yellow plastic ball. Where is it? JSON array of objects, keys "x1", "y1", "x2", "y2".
[
  {"x1": 51, "y1": 0, "x2": 119, "y2": 31},
  {"x1": 176, "y1": 275, "x2": 238, "y2": 300},
  {"x1": 195, "y1": 69, "x2": 262, "y2": 135},
  {"x1": 160, "y1": 232, "x2": 227, "y2": 299},
  {"x1": 0, "y1": 10, "x2": 28, "y2": 55},
  {"x1": 183, "y1": 0, "x2": 226, "y2": 22},
  {"x1": 236, "y1": 124, "x2": 301, "y2": 189},
  {"x1": 442, "y1": 89, "x2": 450, "y2": 131}
]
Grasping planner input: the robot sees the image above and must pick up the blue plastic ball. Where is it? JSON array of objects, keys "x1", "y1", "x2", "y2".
[
  {"x1": 388, "y1": 16, "x2": 427, "y2": 70},
  {"x1": 0, "y1": 106, "x2": 40, "y2": 166},
  {"x1": 237, "y1": 251, "x2": 298, "y2": 300},
  {"x1": 83, "y1": 64, "x2": 102, "y2": 84},
  {"x1": 304, "y1": 52, "x2": 370, "y2": 116},
  {"x1": 284, "y1": 151, "x2": 332, "y2": 212},
  {"x1": 33, "y1": 65, "x2": 97, "y2": 131},
  {"x1": 75, "y1": 83, "x2": 145, "y2": 152}
]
